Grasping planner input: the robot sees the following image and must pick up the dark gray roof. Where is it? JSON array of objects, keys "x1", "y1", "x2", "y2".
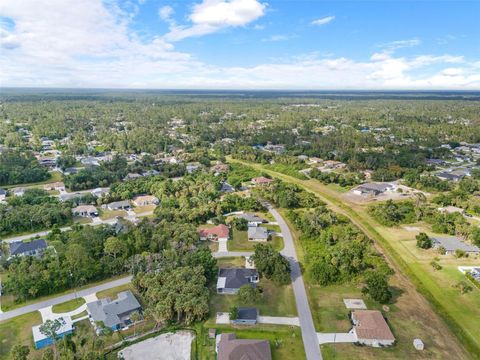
[
  {"x1": 218, "y1": 268, "x2": 258, "y2": 289},
  {"x1": 86, "y1": 290, "x2": 141, "y2": 328},
  {"x1": 106, "y1": 200, "x2": 130, "y2": 209},
  {"x1": 0, "y1": 188, "x2": 6, "y2": 195},
  {"x1": 9, "y1": 239, "x2": 47, "y2": 256},
  {"x1": 237, "y1": 307, "x2": 258, "y2": 320},
  {"x1": 356, "y1": 183, "x2": 392, "y2": 193}
]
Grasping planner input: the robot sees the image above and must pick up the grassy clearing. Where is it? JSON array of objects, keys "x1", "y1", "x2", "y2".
[
  {"x1": 209, "y1": 278, "x2": 297, "y2": 318},
  {"x1": 217, "y1": 256, "x2": 246, "y2": 268},
  {"x1": 52, "y1": 297, "x2": 85, "y2": 313},
  {"x1": 3, "y1": 171, "x2": 63, "y2": 190},
  {"x1": 96, "y1": 283, "x2": 134, "y2": 300},
  {"x1": 228, "y1": 228, "x2": 284, "y2": 251},
  {"x1": 199, "y1": 324, "x2": 305, "y2": 360},
  {"x1": 99, "y1": 209, "x2": 127, "y2": 220},
  {"x1": 132, "y1": 204, "x2": 157, "y2": 214},
  {"x1": 0, "y1": 311, "x2": 41, "y2": 360},
  {"x1": 228, "y1": 158, "x2": 474, "y2": 359},
  {"x1": 71, "y1": 310, "x2": 88, "y2": 320}
]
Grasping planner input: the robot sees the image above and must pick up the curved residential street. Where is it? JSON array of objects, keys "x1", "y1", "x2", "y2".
[{"x1": 267, "y1": 204, "x2": 323, "y2": 360}]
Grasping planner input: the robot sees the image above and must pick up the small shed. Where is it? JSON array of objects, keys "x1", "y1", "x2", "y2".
[
  {"x1": 208, "y1": 328, "x2": 216, "y2": 339},
  {"x1": 413, "y1": 338, "x2": 424, "y2": 350}
]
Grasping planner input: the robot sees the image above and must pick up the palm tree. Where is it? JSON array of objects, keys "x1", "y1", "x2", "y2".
[{"x1": 130, "y1": 311, "x2": 142, "y2": 337}]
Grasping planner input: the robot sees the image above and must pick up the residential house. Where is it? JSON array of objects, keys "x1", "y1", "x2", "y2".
[
  {"x1": 9, "y1": 239, "x2": 48, "y2": 258},
  {"x1": 63, "y1": 167, "x2": 78, "y2": 175},
  {"x1": 216, "y1": 333, "x2": 271, "y2": 360},
  {"x1": 32, "y1": 317, "x2": 74, "y2": 349},
  {"x1": 353, "y1": 183, "x2": 396, "y2": 196},
  {"x1": 436, "y1": 171, "x2": 464, "y2": 182},
  {"x1": 124, "y1": 173, "x2": 142, "y2": 181},
  {"x1": 212, "y1": 163, "x2": 229, "y2": 174},
  {"x1": 91, "y1": 187, "x2": 109, "y2": 198},
  {"x1": 307, "y1": 157, "x2": 323, "y2": 165},
  {"x1": 432, "y1": 236, "x2": 479, "y2": 255},
  {"x1": 86, "y1": 290, "x2": 142, "y2": 332},
  {"x1": 72, "y1": 205, "x2": 98, "y2": 217},
  {"x1": 264, "y1": 143, "x2": 286, "y2": 154},
  {"x1": 132, "y1": 195, "x2": 159, "y2": 207},
  {"x1": 220, "y1": 182, "x2": 235, "y2": 193},
  {"x1": 142, "y1": 169, "x2": 160, "y2": 177},
  {"x1": 199, "y1": 224, "x2": 230, "y2": 242},
  {"x1": 217, "y1": 268, "x2": 259, "y2": 294},
  {"x1": 351, "y1": 310, "x2": 395, "y2": 347},
  {"x1": 104, "y1": 200, "x2": 131, "y2": 211},
  {"x1": 44, "y1": 182, "x2": 65, "y2": 192},
  {"x1": 231, "y1": 308, "x2": 258, "y2": 325},
  {"x1": 11, "y1": 187, "x2": 25, "y2": 196},
  {"x1": 247, "y1": 226, "x2": 269, "y2": 242},
  {"x1": 236, "y1": 213, "x2": 266, "y2": 227},
  {"x1": 60, "y1": 192, "x2": 84, "y2": 202},
  {"x1": 323, "y1": 160, "x2": 346, "y2": 169},
  {"x1": 81, "y1": 157, "x2": 100, "y2": 167},
  {"x1": 186, "y1": 163, "x2": 200, "y2": 173},
  {"x1": 251, "y1": 177, "x2": 273, "y2": 186},
  {"x1": 0, "y1": 188, "x2": 6, "y2": 201}
]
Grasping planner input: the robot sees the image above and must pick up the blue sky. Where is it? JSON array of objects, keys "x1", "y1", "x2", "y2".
[{"x1": 0, "y1": 0, "x2": 479, "y2": 89}]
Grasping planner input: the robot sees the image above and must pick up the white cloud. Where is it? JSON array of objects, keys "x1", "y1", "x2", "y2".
[
  {"x1": 378, "y1": 38, "x2": 421, "y2": 55},
  {"x1": 165, "y1": 0, "x2": 267, "y2": 41},
  {"x1": 0, "y1": 0, "x2": 478, "y2": 90},
  {"x1": 262, "y1": 34, "x2": 296, "y2": 42},
  {"x1": 159, "y1": 5, "x2": 175, "y2": 23},
  {"x1": 311, "y1": 16, "x2": 335, "y2": 26}
]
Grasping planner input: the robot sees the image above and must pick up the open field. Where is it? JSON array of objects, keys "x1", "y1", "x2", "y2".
[
  {"x1": 209, "y1": 278, "x2": 297, "y2": 318},
  {"x1": 99, "y1": 209, "x2": 127, "y2": 220},
  {"x1": 132, "y1": 204, "x2": 157, "y2": 214},
  {"x1": 0, "y1": 311, "x2": 41, "y2": 360},
  {"x1": 228, "y1": 227, "x2": 284, "y2": 251},
  {"x1": 229, "y1": 158, "x2": 475, "y2": 359}
]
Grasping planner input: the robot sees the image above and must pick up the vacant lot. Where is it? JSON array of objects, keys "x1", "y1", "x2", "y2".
[
  {"x1": 0, "y1": 311, "x2": 41, "y2": 359},
  {"x1": 118, "y1": 331, "x2": 194, "y2": 360}
]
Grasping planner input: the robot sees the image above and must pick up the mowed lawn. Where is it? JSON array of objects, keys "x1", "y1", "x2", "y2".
[
  {"x1": 0, "y1": 311, "x2": 42, "y2": 359},
  {"x1": 209, "y1": 278, "x2": 297, "y2": 318},
  {"x1": 52, "y1": 297, "x2": 85, "y2": 313},
  {"x1": 228, "y1": 228, "x2": 284, "y2": 251},
  {"x1": 228, "y1": 158, "x2": 473, "y2": 359},
  {"x1": 201, "y1": 324, "x2": 305, "y2": 360}
]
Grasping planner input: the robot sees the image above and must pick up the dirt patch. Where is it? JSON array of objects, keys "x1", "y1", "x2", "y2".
[{"x1": 118, "y1": 331, "x2": 194, "y2": 360}]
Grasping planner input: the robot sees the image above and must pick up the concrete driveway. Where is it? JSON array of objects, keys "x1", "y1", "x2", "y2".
[{"x1": 317, "y1": 331, "x2": 357, "y2": 345}]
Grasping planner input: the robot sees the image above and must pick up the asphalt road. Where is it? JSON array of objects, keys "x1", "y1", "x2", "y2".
[
  {"x1": 0, "y1": 276, "x2": 132, "y2": 322},
  {"x1": 267, "y1": 205, "x2": 323, "y2": 360}
]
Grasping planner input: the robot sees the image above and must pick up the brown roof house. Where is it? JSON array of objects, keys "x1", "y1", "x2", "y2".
[
  {"x1": 199, "y1": 224, "x2": 230, "y2": 242},
  {"x1": 351, "y1": 310, "x2": 395, "y2": 347},
  {"x1": 217, "y1": 333, "x2": 271, "y2": 360},
  {"x1": 251, "y1": 177, "x2": 273, "y2": 186}
]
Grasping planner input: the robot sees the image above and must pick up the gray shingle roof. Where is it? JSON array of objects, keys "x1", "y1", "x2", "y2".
[
  {"x1": 432, "y1": 237, "x2": 479, "y2": 253},
  {"x1": 237, "y1": 213, "x2": 265, "y2": 223},
  {"x1": 218, "y1": 268, "x2": 258, "y2": 289},
  {"x1": 248, "y1": 226, "x2": 269, "y2": 240},
  {"x1": 9, "y1": 239, "x2": 47, "y2": 256},
  {"x1": 237, "y1": 307, "x2": 258, "y2": 321},
  {"x1": 86, "y1": 290, "x2": 141, "y2": 329}
]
